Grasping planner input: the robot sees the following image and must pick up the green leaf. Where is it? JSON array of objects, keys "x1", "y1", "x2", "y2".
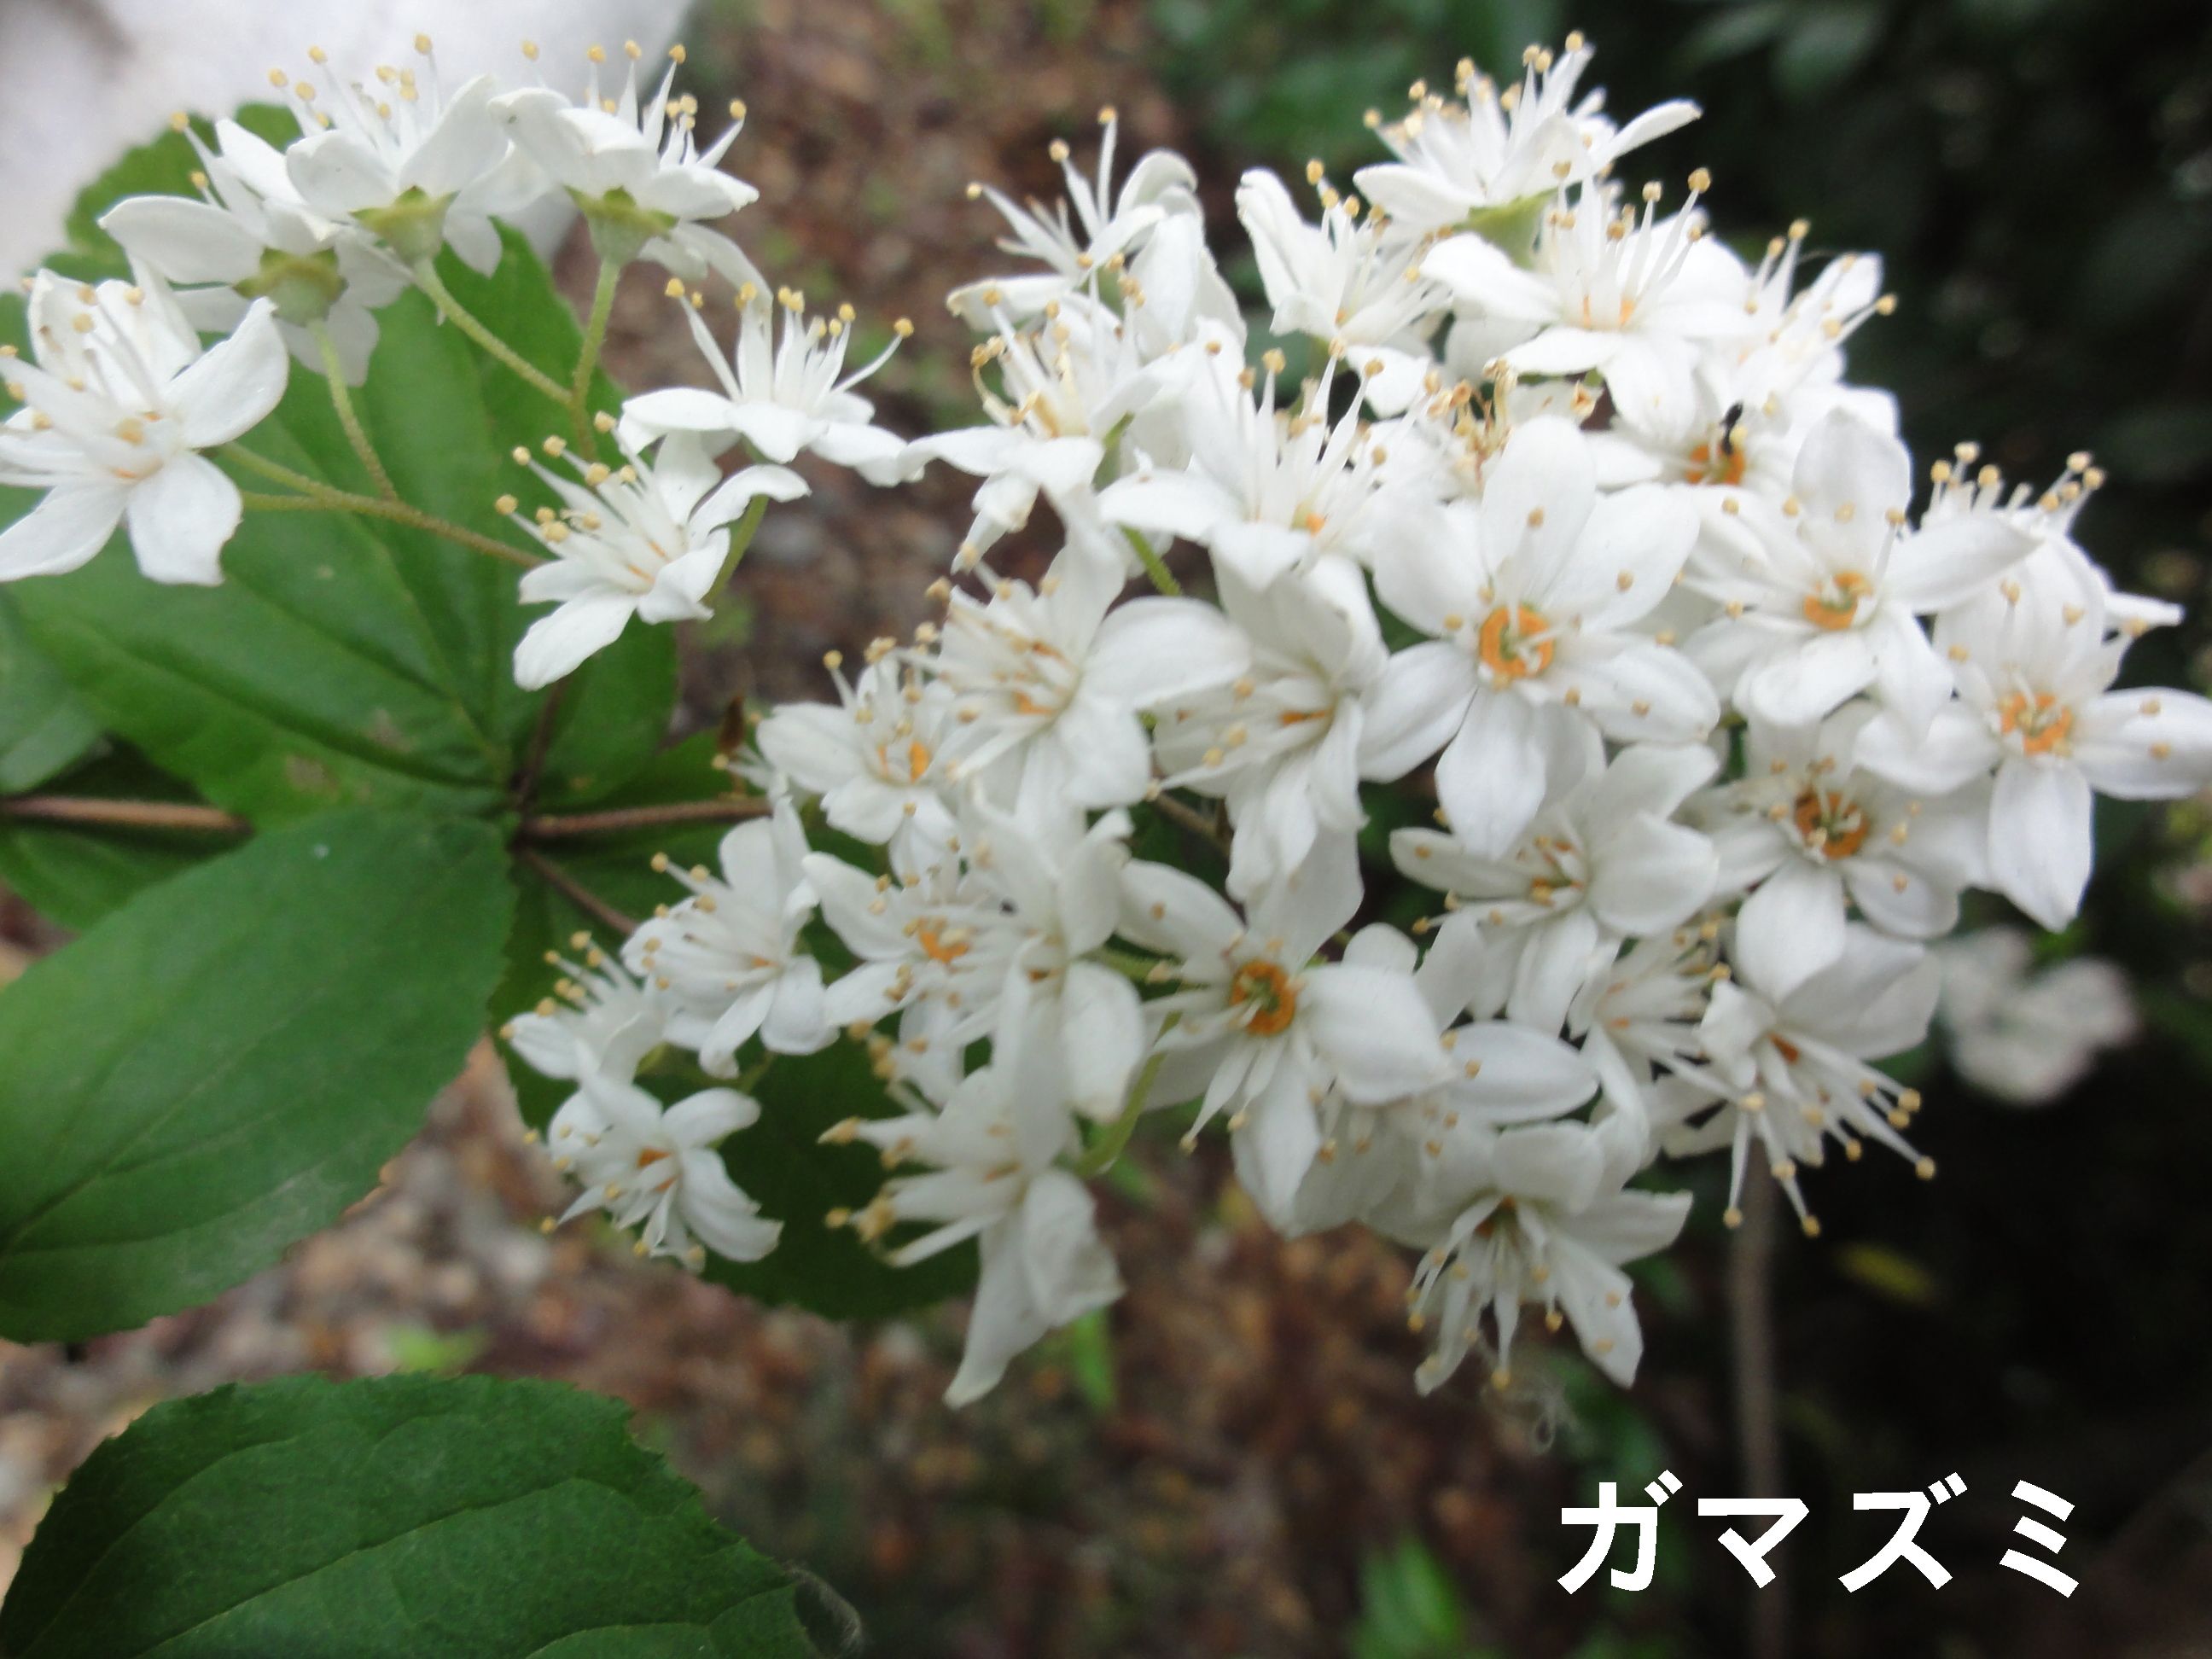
[
  {"x1": 8, "y1": 434, "x2": 517, "y2": 824},
  {"x1": 0, "y1": 594, "x2": 101, "y2": 794},
  {"x1": 0, "y1": 1373, "x2": 827, "y2": 1658},
  {"x1": 0, "y1": 811, "x2": 512, "y2": 1341},
  {"x1": 703, "y1": 1041, "x2": 979, "y2": 1321},
  {"x1": 10, "y1": 178, "x2": 677, "y2": 829},
  {"x1": 0, "y1": 751, "x2": 230, "y2": 929}
]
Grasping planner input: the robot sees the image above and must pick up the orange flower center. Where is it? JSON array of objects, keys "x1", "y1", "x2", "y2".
[
  {"x1": 1229, "y1": 959, "x2": 1299, "y2": 1037},
  {"x1": 877, "y1": 739, "x2": 933, "y2": 781},
  {"x1": 917, "y1": 927, "x2": 969, "y2": 966},
  {"x1": 1791, "y1": 789, "x2": 1869, "y2": 860},
  {"x1": 1477, "y1": 604, "x2": 1554, "y2": 682},
  {"x1": 1802, "y1": 571, "x2": 1872, "y2": 632},
  {"x1": 1684, "y1": 439, "x2": 1749, "y2": 488},
  {"x1": 1997, "y1": 691, "x2": 2074, "y2": 756}
]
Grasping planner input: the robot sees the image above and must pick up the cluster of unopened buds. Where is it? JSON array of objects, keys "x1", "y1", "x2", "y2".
[{"x1": 7, "y1": 33, "x2": 2208, "y2": 1406}]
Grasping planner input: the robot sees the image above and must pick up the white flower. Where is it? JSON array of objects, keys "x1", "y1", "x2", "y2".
[
  {"x1": 620, "y1": 285, "x2": 913, "y2": 483},
  {"x1": 505, "y1": 936, "x2": 666, "y2": 1086},
  {"x1": 508, "y1": 434, "x2": 806, "y2": 689},
  {"x1": 1360, "y1": 416, "x2": 1712, "y2": 853},
  {"x1": 1423, "y1": 178, "x2": 1748, "y2": 428},
  {"x1": 1568, "y1": 922, "x2": 1720, "y2": 1122},
  {"x1": 1684, "y1": 410, "x2": 2032, "y2": 734},
  {"x1": 1935, "y1": 928, "x2": 2136, "y2": 1105},
  {"x1": 1697, "y1": 706, "x2": 1986, "y2": 999},
  {"x1": 1394, "y1": 737, "x2": 1720, "y2": 1032},
  {"x1": 809, "y1": 803, "x2": 1144, "y2": 1124},
  {"x1": 0, "y1": 271, "x2": 286, "y2": 585},
  {"x1": 278, "y1": 44, "x2": 534, "y2": 271},
  {"x1": 624, "y1": 797, "x2": 830, "y2": 1074},
  {"x1": 1856, "y1": 560, "x2": 2212, "y2": 928},
  {"x1": 1915, "y1": 447, "x2": 2184, "y2": 637},
  {"x1": 1353, "y1": 38, "x2": 1700, "y2": 234},
  {"x1": 905, "y1": 294, "x2": 1175, "y2": 553},
  {"x1": 1236, "y1": 168, "x2": 1442, "y2": 412},
  {"x1": 1117, "y1": 860, "x2": 1449, "y2": 1225},
  {"x1": 948, "y1": 112, "x2": 1201, "y2": 323},
  {"x1": 548, "y1": 1077, "x2": 782, "y2": 1267},
  {"x1": 1098, "y1": 355, "x2": 1387, "y2": 588},
  {"x1": 926, "y1": 543, "x2": 1249, "y2": 815},
  {"x1": 835, "y1": 1058, "x2": 1121, "y2": 1406},
  {"x1": 1150, "y1": 559, "x2": 1385, "y2": 897},
  {"x1": 1286, "y1": 920, "x2": 1600, "y2": 1236},
  {"x1": 100, "y1": 120, "x2": 409, "y2": 381},
  {"x1": 755, "y1": 656, "x2": 962, "y2": 862},
  {"x1": 1668, "y1": 924, "x2": 1940, "y2": 1228},
  {"x1": 493, "y1": 48, "x2": 756, "y2": 277},
  {"x1": 1586, "y1": 234, "x2": 1898, "y2": 501},
  {"x1": 1391, "y1": 1114, "x2": 1690, "y2": 1391}
]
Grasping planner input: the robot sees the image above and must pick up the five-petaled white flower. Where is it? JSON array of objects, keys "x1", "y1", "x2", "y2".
[
  {"x1": 102, "y1": 119, "x2": 409, "y2": 381},
  {"x1": 494, "y1": 44, "x2": 757, "y2": 278},
  {"x1": 0, "y1": 271, "x2": 286, "y2": 585},
  {"x1": 1361, "y1": 416, "x2": 1713, "y2": 855},
  {"x1": 623, "y1": 795, "x2": 832, "y2": 1075},
  {"x1": 1391, "y1": 1113, "x2": 1690, "y2": 1392},
  {"x1": 1697, "y1": 706, "x2": 1986, "y2": 999},
  {"x1": 833, "y1": 1055, "x2": 1122, "y2": 1406},
  {"x1": 1684, "y1": 410, "x2": 2033, "y2": 736},
  {"x1": 509, "y1": 434, "x2": 806, "y2": 689},
  {"x1": 1354, "y1": 38, "x2": 1700, "y2": 234},
  {"x1": 621, "y1": 285, "x2": 914, "y2": 483},
  {"x1": 548, "y1": 1077, "x2": 782, "y2": 1267},
  {"x1": 1394, "y1": 736, "x2": 1720, "y2": 1032}
]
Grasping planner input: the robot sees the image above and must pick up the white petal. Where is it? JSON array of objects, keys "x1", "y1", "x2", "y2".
[
  {"x1": 1734, "y1": 860, "x2": 1848, "y2": 1004},
  {"x1": 1735, "y1": 630, "x2": 1878, "y2": 729},
  {"x1": 1302, "y1": 965, "x2": 1447, "y2": 1103},
  {"x1": 1086, "y1": 597, "x2": 1249, "y2": 707},
  {"x1": 124, "y1": 454, "x2": 240, "y2": 585},
  {"x1": 1435, "y1": 690, "x2": 1551, "y2": 856},
  {"x1": 1988, "y1": 759, "x2": 2093, "y2": 931},
  {"x1": 1587, "y1": 815, "x2": 1717, "y2": 937},
  {"x1": 0, "y1": 486, "x2": 125, "y2": 580},
  {"x1": 513, "y1": 591, "x2": 637, "y2": 689},
  {"x1": 98, "y1": 195, "x2": 261, "y2": 282},
  {"x1": 1359, "y1": 643, "x2": 1478, "y2": 780},
  {"x1": 173, "y1": 302, "x2": 289, "y2": 447},
  {"x1": 1506, "y1": 909, "x2": 1604, "y2": 1034}
]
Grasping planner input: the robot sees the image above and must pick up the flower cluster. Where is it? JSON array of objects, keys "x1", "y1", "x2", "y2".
[
  {"x1": 521, "y1": 35, "x2": 2200, "y2": 1406},
  {"x1": 15, "y1": 29, "x2": 2207, "y2": 1407},
  {"x1": 1, "y1": 32, "x2": 907, "y2": 672}
]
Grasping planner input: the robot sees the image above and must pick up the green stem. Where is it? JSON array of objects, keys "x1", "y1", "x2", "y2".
[
  {"x1": 410, "y1": 257, "x2": 569, "y2": 405},
  {"x1": 1076, "y1": 1015, "x2": 1179, "y2": 1178},
  {"x1": 310, "y1": 320, "x2": 397, "y2": 500},
  {"x1": 1098, "y1": 946, "x2": 1167, "y2": 984},
  {"x1": 712, "y1": 494, "x2": 771, "y2": 591},
  {"x1": 1124, "y1": 527, "x2": 1181, "y2": 597},
  {"x1": 569, "y1": 259, "x2": 620, "y2": 458},
  {"x1": 736, "y1": 1054, "x2": 778, "y2": 1095},
  {"x1": 229, "y1": 447, "x2": 541, "y2": 569}
]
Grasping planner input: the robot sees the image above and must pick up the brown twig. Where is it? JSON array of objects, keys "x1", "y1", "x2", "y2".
[
  {"x1": 1732, "y1": 1163, "x2": 1788, "y2": 1659},
  {"x1": 0, "y1": 795, "x2": 248, "y2": 834},
  {"x1": 515, "y1": 847, "x2": 638, "y2": 935},
  {"x1": 517, "y1": 796, "x2": 771, "y2": 840},
  {"x1": 510, "y1": 677, "x2": 571, "y2": 812}
]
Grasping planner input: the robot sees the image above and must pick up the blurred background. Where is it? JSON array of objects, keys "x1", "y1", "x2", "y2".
[{"x1": 3, "y1": 0, "x2": 2211, "y2": 1654}]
